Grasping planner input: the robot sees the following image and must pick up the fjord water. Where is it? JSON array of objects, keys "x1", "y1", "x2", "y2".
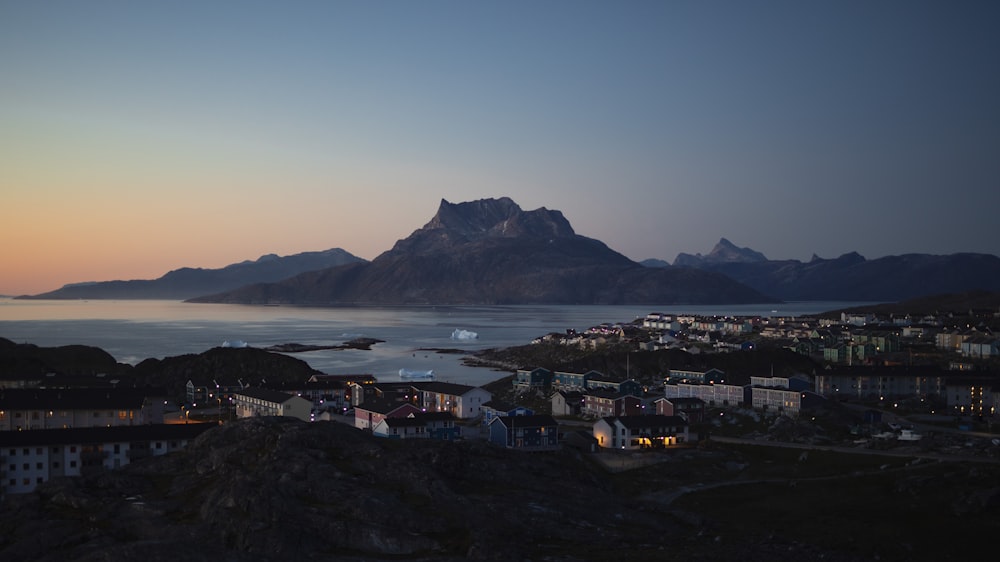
[{"x1": 0, "y1": 299, "x2": 857, "y2": 387}]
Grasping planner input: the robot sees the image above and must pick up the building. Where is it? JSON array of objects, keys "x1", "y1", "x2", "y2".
[
  {"x1": 664, "y1": 382, "x2": 745, "y2": 407},
  {"x1": 551, "y1": 390, "x2": 585, "y2": 417},
  {"x1": 415, "y1": 382, "x2": 492, "y2": 420},
  {"x1": 512, "y1": 368, "x2": 553, "y2": 393},
  {"x1": 353, "y1": 399, "x2": 422, "y2": 431},
  {"x1": 1, "y1": 423, "x2": 212, "y2": 496},
  {"x1": 592, "y1": 415, "x2": 689, "y2": 449},
  {"x1": 372, "y1": 412, "x2": 460, "y2": 440},
  {"x1": 481, "y1": 401, "x2": 534, "y2": 426},
  {"x1": 232, "y1": 388, "x2": 312, "y2": 422},
  {"x1": 488, "y1": 415, "x2": 559, "y2": 450},
  {"x1": 655, "y1": 396, "x2": 706, "y2": 422},
  {"x1": 665, "y1": 368, "x2": 725, "y2": 384},
  {"x1": 582, "y1": 390, "x2": 642, "y2": 419},
  {"x1": 0, "y1": 388, "x2": 167, "y2": 431}
]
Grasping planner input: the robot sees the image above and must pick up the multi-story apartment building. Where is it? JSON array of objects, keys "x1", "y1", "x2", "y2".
[{"x1": 1, "y1": 423, "x2": 211, "y2": 496}]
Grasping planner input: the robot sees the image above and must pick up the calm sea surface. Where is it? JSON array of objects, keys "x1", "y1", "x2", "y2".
[{"x1": 0, "y1": 299, "x2": 862, "y2": 387}]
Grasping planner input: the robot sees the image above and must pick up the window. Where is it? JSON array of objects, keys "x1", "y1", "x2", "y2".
[
  {"x1": 23, "y1": 478, "x2": 30, "y2": 485},
  {"x1": 23, "y1": 463, "x2": 29, "y2": 470},
  {"x1": 114, "y1": 444, "x2": 120, "y2": 454},
  {"x1": 70, "y1": 461, "x2": 77, "y2": 468},
  {"x1": 36, "y1": 462, "x2": 42, "y2": 469},
  {"x1": 36, "y1": 447, "x2": 42, "y2": 455},
  {"x1": 36, "y1": 477, "x2": 43, "y2": 484},
  {"x1": 52, "y1": 462, "x2": 60, "y2": 469},
  {"x1": 70, "y1": 446, "x2": 77, "y2": 453}
]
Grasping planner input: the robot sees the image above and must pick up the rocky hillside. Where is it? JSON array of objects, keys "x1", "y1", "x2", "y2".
[
  {"x1": 19, "y1": 248, "x2": 365, "y2": 300},
  {"x1": 190, "y1": 198, "x2": 775, "y2": 306},
  {"x1": 0, "y1": 417, "x2": 687, "y2": 561},
  {"x1": 4, "y1": 417, "x2": 1000, "y2": 561}
]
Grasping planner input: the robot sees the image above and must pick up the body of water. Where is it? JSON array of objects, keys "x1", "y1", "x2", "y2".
[{"x1": 0, "y1": 299, "x2": 863, "y2": 387}]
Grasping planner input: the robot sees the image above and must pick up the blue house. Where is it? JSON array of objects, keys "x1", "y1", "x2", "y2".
[
  {"x1": 586, "y1": 378, "x2": 643, "y2": 397},
  {"x1": 552, "y1": 370, "x2": 599, "y2": 390},
  {"x1": 488, "y1": 414, "x2": 559, "y2": 450},
  {"x1": 513, "y1": 368, "x2": 554, "y2": 392},
  {"x1": 481, "y1": 400, "x2": 535, "y2": 426}
]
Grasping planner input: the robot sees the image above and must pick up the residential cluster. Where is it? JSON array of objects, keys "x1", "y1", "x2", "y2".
[{"x1": 3, "y1": 307, "x2": 998, "y2": 498}]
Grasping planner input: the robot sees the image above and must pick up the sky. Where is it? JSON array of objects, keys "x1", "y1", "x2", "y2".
[{"x1": 1, "y1": 0, "x2": 998, "y2": 296}]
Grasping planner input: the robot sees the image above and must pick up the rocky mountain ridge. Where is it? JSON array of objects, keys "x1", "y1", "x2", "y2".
[
  {"x1": 18, "y1": 248, "x2": 365, "y2": 300},
  {"x1": 190, "y1": 198, "x2": 774, "y2": 306},
  {"x1": 644, "y1": 239, "x2": 1000, "y2": 302}
]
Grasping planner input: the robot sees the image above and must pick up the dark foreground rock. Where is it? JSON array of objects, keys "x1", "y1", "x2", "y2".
[{"x1": 0, "y1": 418, "x2": 685, "y2": 561}]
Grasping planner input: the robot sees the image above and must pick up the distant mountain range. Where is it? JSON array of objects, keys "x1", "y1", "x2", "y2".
[
  {"x1": 189, "y1": 198, "x2": 774, "y2": 305},
  {"x1": 21, "y1": 203, "x2": 1000, "y2": 305},
  {"x1": 641, "y1": 238, "x2": 1000, "y2": 302},
  {"x1": 17, "y1": 249, "x2": 365, "y2": 300}
]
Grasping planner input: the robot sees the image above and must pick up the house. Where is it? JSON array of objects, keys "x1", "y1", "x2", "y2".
[
  {"x1": 232, "y1": 388, "x2": 312, "y2": 422},
  {"x1": 750, "y1": 386, "x2": 804, "y2": 416},
  {"x1": 352, "y1": 399, "x2": 422, "y2": 431},
  {"x1": 585, "y1": 378, "x2": 643, "y2": 396},
  {"x1": 372, "y1": 412, "x2": 460, "y2": 440},
  {"x1": 552, "y1": 370, "x2": 598, "y2": 390},
  {"x1": 415, "y1": 382, "x2": 492, "y2": 420},
  {"x1": 481, "y1": 401, "x2": 534, "y2": 426},
  {"x1": 0, "y1": 388, "x2": 167, "y2": 431},
  {"x1": 960, "y1": 336, "x2": 1000, "y2": 358},
  {"x1": 260, "y1": 379, "x2": 351, "y2": 412},
  {"x1": 186, "y1": 378, "x2": 245, "y2": 406},
  {"x1": 655, "y1": 396, "x2": 705, "y2": 422},
  {"x1": 488, "y1": 415, "x2": 559, "y2": 451},
  {"x1": 592, "y1": 415, "x2": 689, "y2": 450},
  {"x1": 582, "y1": 390, "x2": 642, "y2": 418},
  {"x1": 664, "y1": 382, "x2": 745, "y2": 407},
  {"x1": 551, "y1": 390, "x2": 585, "y2": 417},
  {"x1": 665, "y1": 368, "x2": 725, "y2": 384},
  {"x1": 512, "y1": 368, "x2": 553, "y2": 393},
  {"x1": 0, "y1": 423, "x2": 212, "y2": 495}
]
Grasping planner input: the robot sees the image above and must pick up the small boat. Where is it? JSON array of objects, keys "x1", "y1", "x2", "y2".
[{"x1": 399, "y1": 368, "x2": 435, "y2": 381}]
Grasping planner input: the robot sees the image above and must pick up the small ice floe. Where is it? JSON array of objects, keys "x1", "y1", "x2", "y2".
[
  {"x1": 399, "y1": 369, "x2": 435, "y2": 380},
  {"x1": 451, "y1": 329, "x2": 478, "y2": 340}
]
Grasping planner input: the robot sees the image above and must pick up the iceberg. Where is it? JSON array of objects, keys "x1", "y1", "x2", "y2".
[
  {"x1": 399, "y1": 369, "x2": 435, "y2": 380},
  {"x1": 451, "y1": 329, "x2": 478, "y2": 340}
]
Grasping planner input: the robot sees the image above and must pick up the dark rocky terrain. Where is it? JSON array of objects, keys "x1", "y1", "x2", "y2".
[
  {"x1": 18, "y1": 248, "x2": 364, "y2": 300},
  {"x1": 0, "y1": 338, "x2": 330, "y2": 403},
  {"x1": 189, "y1": 198, "x2": 775, "y2": 306},
  {"x1": 645, "y1": 238, "x2": 1000, "y2": 302},
  {"x1": 3, "y1": 416, "x2": 999, "y2": 561}
]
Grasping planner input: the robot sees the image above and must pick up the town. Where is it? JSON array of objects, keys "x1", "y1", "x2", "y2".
[{"x1": 3, "y1": 303, "x2": 999, "y2": 499}]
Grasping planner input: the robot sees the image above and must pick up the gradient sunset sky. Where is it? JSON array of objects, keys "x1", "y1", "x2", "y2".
[{"x1": 2, "y1": 1, "x2": 998, "y2": 296}]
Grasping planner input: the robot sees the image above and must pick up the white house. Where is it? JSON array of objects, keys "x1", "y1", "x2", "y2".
[
  {"x1": 592, "y1": 415, "x2": 689, "y2": 450},
  {"x1": 233, "y1": 388, "x2": 312, "y2": 422},
  {"x1": 414, "y1": 382, "x2": 492, "y2": 420}
]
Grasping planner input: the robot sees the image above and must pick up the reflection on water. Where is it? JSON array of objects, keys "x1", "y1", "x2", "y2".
[{"x1": 0, "y1": 299, "x2": 865, "y2": 386}]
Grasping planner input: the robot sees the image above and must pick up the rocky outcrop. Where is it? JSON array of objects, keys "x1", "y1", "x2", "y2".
[{"x1": 0, "y1": 418, "x2": 685, "y2": 561}]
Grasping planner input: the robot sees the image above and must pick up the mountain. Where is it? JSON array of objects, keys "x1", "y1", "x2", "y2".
[
  {"x1": 18, "y1": 249, "x2": 365, "y2": 300},
  {"x1": 189, "y1": 198, "x2": 776, "y2": 305},
  {"x1": 673, "y1": 237, "x2": 769, "y2": 266},
  {"x1": 646, "y1": 239, "x2": 1000, "y2": 302}
]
